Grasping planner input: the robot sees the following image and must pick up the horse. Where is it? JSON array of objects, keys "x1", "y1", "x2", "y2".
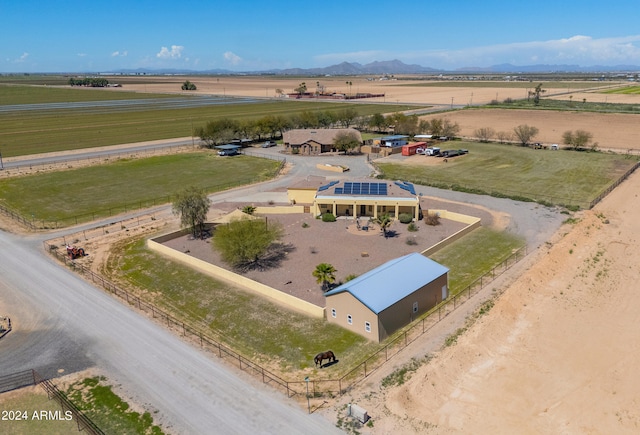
[{"x1": 314, "y1": 350, "x2": 336, "y2": 368}]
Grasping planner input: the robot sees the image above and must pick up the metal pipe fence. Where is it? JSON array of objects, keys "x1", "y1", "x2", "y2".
[{"x1": 45, "y1": 241, "x2": 527, "y2": 399}]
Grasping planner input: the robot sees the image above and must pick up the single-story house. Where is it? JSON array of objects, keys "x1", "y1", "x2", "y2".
[
  {"x1": 283, "y1": 128, "x2": 362, "y2": 155},
  {"x1": 324, "y1": 253, "x2": 449, "y2": 342},
  {"x1": 309, "y1": 179, "x2": 421, "y2": 220}
]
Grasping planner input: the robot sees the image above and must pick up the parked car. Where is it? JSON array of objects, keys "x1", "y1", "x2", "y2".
[
  {"x1": 424, "y1": 147, "x2": 441, "y2": 156},
  {"x1": 218, "y1": 149, "x2": 239, "y2": 156},
  {"x1": 262, "y1": 140, "x2": 277, "y2": 148}
]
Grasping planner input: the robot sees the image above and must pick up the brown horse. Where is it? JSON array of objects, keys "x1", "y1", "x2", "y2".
[{"x1": 314, "y1": 350, "x2": 336, "y2": 368}]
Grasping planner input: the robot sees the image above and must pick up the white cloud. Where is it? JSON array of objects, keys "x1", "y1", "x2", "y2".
[
  {"x1": 77, "y1": 53, "x2": 87, "y2": 57},
  {"x1": 223, "y1": 51, "x2": 242, "y2": 65},
  {"x1": 157, "y1": 45, "x2": 184, "y2": 59},
  {"x1": 12, "y1": 52, "x2": 29, "y2": 63},
  {"x1": 111, "y1": 50, "x2": 128, "y2": 57},
  {"x1": 314, "y1": 35, "x2": 640, "y2": 69}
]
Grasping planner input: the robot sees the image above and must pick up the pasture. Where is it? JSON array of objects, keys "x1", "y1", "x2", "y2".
[
  {"x1": 0, "y1": 153, "x2": 281, "y2": 227},
  {"x1": 376, "y1": 142, "x2": 638, "y2": 209}
]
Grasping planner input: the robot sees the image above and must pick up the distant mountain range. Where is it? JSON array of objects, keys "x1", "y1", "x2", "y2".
[{"x1": 111, "y1": 59, "x2": 640, "y2": 76}]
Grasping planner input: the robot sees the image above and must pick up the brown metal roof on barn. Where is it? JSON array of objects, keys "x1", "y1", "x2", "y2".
[{"x1": 283, "y1": 128, "x2": 362, "y2": 146}]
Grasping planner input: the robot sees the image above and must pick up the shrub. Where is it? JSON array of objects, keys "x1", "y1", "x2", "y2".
[
  {"x1": 424, "y1": 212, "x2": 440, "y2": 226},
  {"x1": 406, "y1": 237, "x2": 418, "y2": 246},
  {"x1": 321, "y1": 213, "x2": 336, "y2": 222},
  {"x1": 398, "y1": 213, "x2": 413, "y2": 224},
  {"x1": 407, "y1": 222, "x2": 418, "y2": 232},
  {"x1": 344, "y1": 274, "x2": 358, "y2": 282}
]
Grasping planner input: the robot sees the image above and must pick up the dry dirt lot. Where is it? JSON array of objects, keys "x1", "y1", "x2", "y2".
[
  {"x1": 162, "y1": 200, "x2": 478, "y2": 307},
  {"x1": 325, "y1": 170, "x2": 640, "y2": 434}
]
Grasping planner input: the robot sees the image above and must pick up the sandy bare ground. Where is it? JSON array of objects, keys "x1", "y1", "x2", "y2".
[
  {"x1": 326, "y1": 169, "x2": 640, "y2": 434},
  {"x1": 420, "y1": 108, "x2": 640, "y2": 151}
]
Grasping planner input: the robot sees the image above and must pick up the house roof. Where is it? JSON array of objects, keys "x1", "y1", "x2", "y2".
[
  {"x1": 315, "y1": 179, "x2": 418, "y2": 200},
  {"x1": 214, "y1": 144, "x2": 242, "y2": 150},
  {"x1": 283, "y1": 128, "x2": 362, "y2": 146},
  {"x1": 324, "y1": 253, "x2": 449, "y2": 314}
]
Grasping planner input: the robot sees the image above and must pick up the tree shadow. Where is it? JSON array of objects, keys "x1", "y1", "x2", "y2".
[{"x1": 234, "y1": 243, "x2": 296, "y2": 272}]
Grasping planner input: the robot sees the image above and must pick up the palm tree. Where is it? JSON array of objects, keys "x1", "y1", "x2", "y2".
[
  {"x1": 312, "y1": 263, "x2": 337, "y2": 291},
  {"x1": 375, "y1": 213, "x2": 392, "y2": 238}
]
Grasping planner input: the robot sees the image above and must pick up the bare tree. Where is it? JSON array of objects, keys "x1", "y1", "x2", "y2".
[
  {"x1": 474, "y1": 127, "x2": 496, "y2": 143},
  {"x1": 513, "y1": 124, "x2": 539, "y2": 146},
  {"x1": 496, "y1": 131, "x2": 513, "y2": 144}
]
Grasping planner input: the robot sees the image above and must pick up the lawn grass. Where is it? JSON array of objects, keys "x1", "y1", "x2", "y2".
[
  {"x1": 0, "y1": 152, "x2": 280, "y2": 226},
  {"x1": 0, "y1": 388, "x2": 80, "y2": 435},
  {"x1": 104, "y1": 224, "x2": 523, "y2": 375},
  {"x1": 106, "y1": 237, "x2": 374, "y2": 372},
  {"x1": 376, "y1": 141, "x2": 638, "y2": 209},
  {"x1": 430, "y1": 227, "x2": 524, "y2": 293},
  {"x1": 64, "y1": 376, "x2": 164, "y2": 435}
]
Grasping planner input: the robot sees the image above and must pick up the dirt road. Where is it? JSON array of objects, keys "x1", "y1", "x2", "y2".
[{"x1": 0, "y1": 231, "x2": 342, "y2": 434}]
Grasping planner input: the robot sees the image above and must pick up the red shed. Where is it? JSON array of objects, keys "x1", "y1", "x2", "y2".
[{"x1": 402, "y1": 142, "x2": 427, "y2": 156}]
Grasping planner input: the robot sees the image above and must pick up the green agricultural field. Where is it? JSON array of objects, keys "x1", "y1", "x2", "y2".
[
  {"x1": 602, "y1": 85, "x2": 640, "y2": 95},
  {"x1": 0, "y1": 83, "x2": 172, "y2": 105},
  {"x1": 376, "y1": 142, "x2": 638, "y2": 209},
  {"x1": 107, "y1": 237, "x2": 375, "y2": 372},
  {"x1": 0, "y1": 88, "x2": 414, "y2": 157},
  {"x1": 0, "y1": 153, "x2": 280, "y2": 227}
]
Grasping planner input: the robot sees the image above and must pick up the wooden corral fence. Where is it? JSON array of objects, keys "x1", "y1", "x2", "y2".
[
  {"x1": 45, "y1": 241, "x2": 526, "y2": 399},
  {"x1": 0, "y1": 369, "x2": 104, "y2": 435}
]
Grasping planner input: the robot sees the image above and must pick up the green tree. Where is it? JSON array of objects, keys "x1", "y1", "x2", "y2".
[
  {"x1": 369, "y1": 113, "x2": 387, "y2": 132},
  {"x1": 375, "y1": 213, "x2": 393, "y2": 238},
  {"x1": 196, "y1": 118, "x2": 239, "y2": 147},
  {"x1": 333, "y1": 131, "x2": 361, "y2": 154},
  {"x1": 528, "y1": 83, "x2": 546, "y2": 105},
  {"x1": 213, "y1": 219, "x2": 285, "y2": 270},
  {"x1": 181, "y1": 80, "x2": 197, "y2": 91},
  {"x1": 312, "y1": 263, "x2": 337, "y2": 291},
  {"x1": 513, "y1": 124, "x2": 539, "y2": 146},
  {"x1": 294, "y1": 82, "x2": 307, "y2": 95},
  {"x1": 172, "y1": 186, "x2": 210, "y2": 238},
  {"x1": 336, "y1": 107, "x2": 358, "y2": 128}
]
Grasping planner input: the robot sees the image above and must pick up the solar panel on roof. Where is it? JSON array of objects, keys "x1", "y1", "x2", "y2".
[
  {"x1": 361, "y1": 183, "x2": 369, "y2": 194},
  {"x1": 380, "y1": 184, "x2": 387, "y2": 195},
  {"x1": 334, "y1": 188, "x2": 343, "y2": 194}
]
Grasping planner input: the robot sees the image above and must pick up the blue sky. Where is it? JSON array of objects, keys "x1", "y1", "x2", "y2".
[{"x1": 3, "y1": 0, "x2": 640, "y2": 73}]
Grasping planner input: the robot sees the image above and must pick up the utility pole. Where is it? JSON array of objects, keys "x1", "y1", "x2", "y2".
[
  {"x1": 0, "y1": 150, "x2": 3, "y2": 170},
  {"x1": 304, "y1": 377, "x2": 310, "y2": 414}
]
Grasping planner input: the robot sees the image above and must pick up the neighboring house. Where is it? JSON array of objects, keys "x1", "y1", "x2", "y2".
[
  {"x1": 283, "y1": 128, "x2": 362, "y2": 155},
  {"x1": 324, "y1": 253, "x2": 449, "y2": 342}
]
